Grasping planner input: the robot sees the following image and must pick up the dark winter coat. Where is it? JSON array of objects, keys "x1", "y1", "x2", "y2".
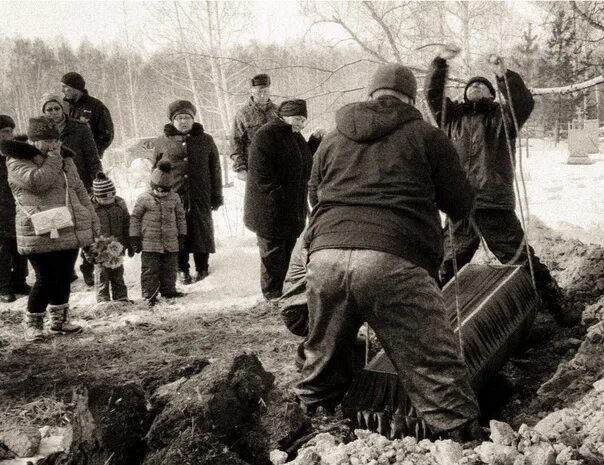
[
  {"x1": 425, "y1": 57, "x2": 534, "y2": 210},
  {"x1": 60, "y1": 117, "x2": 103, "y2": 192},
  {"x1": 153, "y1": 123, "x2": 222, "y2": 254},
  {"x1": 93, "y1": 196, "x2": 130, "y2": 249},
  {"x1": 0, "y1": 157, "x2": 16, "y2": 239},
  {"x1": 129, "y1": 190, "x2": 186, "y2": 254},
  {"x1": 305, "y1": 96, "x2": 474, "y2": 279},
  {"x1": 64, "y1": 91, "x2": 114, "y2": 157},
  {"x1": 0, "y1": 140, "x2": 100, "y2": 255},
  {"x1": 230, "y1": 97, "x2": 279, "y2": 172},
  {"x1": 244, "y1": 118, "x2": 315, "y2": 240}
]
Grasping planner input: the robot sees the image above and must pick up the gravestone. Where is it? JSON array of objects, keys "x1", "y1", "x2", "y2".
[{"x1": 567, "y1": 119, "x2": 595, "y2": 165}]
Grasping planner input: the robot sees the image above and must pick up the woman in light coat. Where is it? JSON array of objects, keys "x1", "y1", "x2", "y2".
[{"x1": 0, "y1": 117, "x2": 99, "y2": 341}]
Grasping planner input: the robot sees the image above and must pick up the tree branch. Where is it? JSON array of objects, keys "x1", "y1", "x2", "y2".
[
  {"x1": 362, "y1": 1, "x2": 402, "y2": 63},
  {"x1": 328, "y1": 14, "x2": 388, "y2": 63},
  {"x1": 570, "y1": 1, "x2": 604, "y2": 32}
]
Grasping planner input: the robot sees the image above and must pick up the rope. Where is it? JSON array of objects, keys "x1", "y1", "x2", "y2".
[
  {"x1": 495, "y1": 67, "x2": 538, "y2": 294},
  {"x1": 439, "y1": 70, "x2": 464, "y2": 360}
]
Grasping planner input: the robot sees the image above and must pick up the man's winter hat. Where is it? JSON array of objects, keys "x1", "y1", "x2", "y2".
[
  {"x1": 93, "y1": 172, "x2": 116, "y2": 198},
  {"x1": 61, "y1": 72, "x2": 86, "y2": 92},
  {"x1": 251, "y1": 73, "x2": 270, "y2": 87},
  {"x1": 150, "y1": 160, "x2": 174, "y2": 188},
  {"x1": 368, "y1": 64, "x2": 417, "y2": 101},
  {"x1": 27, "y1": 116, "x2": 60, "y2": 141},
  {"x1": 279, "y1": 99, "x2": 307, "y2": 118},
  {"x1": 40, "y1": 93, "x2": 65, "y2": 113},
  {"x1": 168, "y1": 100, "x2": 196, "y2": 121},
  {"x1": 464, "y1": 76, "x2": 496, "y2": 101},
  {"x1": 0, "y1": 115, "x2": 15, "y2": 130}
]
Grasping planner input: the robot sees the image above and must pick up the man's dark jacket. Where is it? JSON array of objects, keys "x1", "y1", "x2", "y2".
[
  {"x1": 425, "y1": 57, "x2": 534, "y2": 210},
  {"x1": 305, "y1": 96, "x2": 474, "y2": 279},
  {"x1": 230, "y1": 97, "x2": 279, "y2": 173},
  {"x1": 60, "y1": 117, "x2": 103, "y2": 192},
  {"x1": 65, "y1": 90, "x2": 114, "y2": 157},
  {"x1": 244, "y1": 118, "x2": 316, "y2": 240},
  {"x1": 153, "y1": 122, "x2": 223, "y2": 254}
]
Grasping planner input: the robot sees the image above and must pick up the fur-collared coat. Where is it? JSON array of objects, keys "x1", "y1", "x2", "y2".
[
  {"x1": 153, "y1": 123, "x2": 222, "y2": 254},
  {"x1": 0, "y1": 140, "x2": 100, "y2": 255}
]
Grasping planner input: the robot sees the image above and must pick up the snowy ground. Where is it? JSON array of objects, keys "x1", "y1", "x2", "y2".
[{"x1": 0, "y1": 138, "x2": 603, "y2": 464}]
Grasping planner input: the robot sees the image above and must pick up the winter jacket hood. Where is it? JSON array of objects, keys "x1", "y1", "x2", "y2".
[
  {"x1": 163, "y1": 122, "x2": 205, "y2": 137},
  {"x1": 335, "y1": 97, "x2": 423, "y2": 143}
]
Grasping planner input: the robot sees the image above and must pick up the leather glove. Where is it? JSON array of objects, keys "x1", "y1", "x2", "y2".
[
  {"x1": 236, "y1": 170, "x2": 247, "y2": 181},
  {"x1": 211, "y1": 196, "x2": 224, "y2": 211},
  {"x1": 130, "y1": 236, "x2": 142, "y2": 254},
  {"x1": 178, "y1": 235, "x2": 187, "y2": 252},
  {"x1": 82, "y1": 245, "x2": 95, "y2": 264}
]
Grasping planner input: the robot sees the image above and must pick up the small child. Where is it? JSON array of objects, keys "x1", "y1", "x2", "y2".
[
  {"x1": 90, "y1": 172, "x2": 132, "y2": 303},
  {"x1": 129, "y1": 161, "x2": 187, "y2": 306}
]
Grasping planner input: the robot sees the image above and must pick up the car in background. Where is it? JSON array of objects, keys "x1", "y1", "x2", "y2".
[{"x1": 104, "y1": 137, "x2": 156, "y2": 168}]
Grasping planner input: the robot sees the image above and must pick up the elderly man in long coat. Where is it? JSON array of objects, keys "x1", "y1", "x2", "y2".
[{"x1": 153, "y1": 100, "x2": 223, "y2": 284}]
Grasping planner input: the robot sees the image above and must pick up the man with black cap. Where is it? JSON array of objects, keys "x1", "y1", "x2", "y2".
[
  {"x1": 424, "y1": 46, "x2": 578, "y2": 326},
  {"x1": 244, "y1": 99, "x2": 320, "y2": 305},
  {"x1": 230, "y1": 73, "x2": 279, "y2": 180},
  {"x1": 295, "y1": 64, "x2": 482, "y2": 441},
  {"x1": 0, "y1": 115, "x2": 29, "y2": 302},
  {"x1": 61, "y1": 72, "x2": 114, "y2": 158}
]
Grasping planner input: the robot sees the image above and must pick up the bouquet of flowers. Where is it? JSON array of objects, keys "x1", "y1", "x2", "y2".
[{"x1": 86, "y1": 235, "x2": 124, "y2": 269}]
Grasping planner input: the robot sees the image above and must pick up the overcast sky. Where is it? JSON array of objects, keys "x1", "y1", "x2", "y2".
[
  {"x1": 0, "y1": 0, "x2": 544, "y2": 52},
  {"x1": 0, "y1": 0, "x2": 321, "y2": 51}
]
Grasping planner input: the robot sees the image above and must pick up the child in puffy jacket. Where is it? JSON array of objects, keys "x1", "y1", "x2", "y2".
[
  {"x1": 129, "y1": 161, "x2": 186, "y2": 306},
  {"x1": 89, "y1": 172, "x2": 132, "y2": 303}
]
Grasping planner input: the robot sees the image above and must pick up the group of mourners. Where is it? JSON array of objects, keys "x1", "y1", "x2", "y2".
[{"x1": 0, "y1": 45, "x2": 580, "y2": 439}]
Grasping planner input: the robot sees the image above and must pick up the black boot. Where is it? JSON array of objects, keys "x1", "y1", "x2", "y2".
[{"x1": 540, "y1": 282, "x2": 581, "y2": 327}]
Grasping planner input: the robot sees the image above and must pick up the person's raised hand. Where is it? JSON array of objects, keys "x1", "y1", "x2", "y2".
[
  {"x1": 488, "y1": 54, "x2": 506, "y2": 76},
  {"x1": 439, "y1": 44, "x2": 461, "y2": 60}
]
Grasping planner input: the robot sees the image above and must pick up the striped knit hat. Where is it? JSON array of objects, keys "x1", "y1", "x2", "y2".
[{"x1": 93, "y1": 172, "x2": 116, "y2": 197}]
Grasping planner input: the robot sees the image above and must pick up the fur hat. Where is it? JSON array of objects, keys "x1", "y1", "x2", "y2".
[
  {"x1": 92, "y1": 172, "x2": 116, "y2": 198},
  {"x1": 61, "y1": 72, "x2": 86, "y2": 92},
  {"x1": 40, "y1": 93, "x2": 65, "y2": 113},
  {"x1": 367, "y1": 64, "x2": 417, "y2": 101},
  {"x1": 279, "y1": 99, "x2": 307, "y2": 118},
  {"x1": 0, "y1": 115, "x2": 15, "y2": 130},
  {"x1": 150, "y1": 160, "x2": 174, "y2": 188},
  {"x1": 464, "y1": 76, "x2": 496, "y2": 101},
  {"x1": 168, "y1": 100, "x2": 196, "y2": 121},
  {"x1": 27, "y1": 116, "x2": 60, "y2": 141},
  {"x1": 251, "y1": 73, "x2": 270, "y2": 87}
]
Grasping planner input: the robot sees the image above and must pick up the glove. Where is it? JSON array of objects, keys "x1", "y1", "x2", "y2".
[
  {"x1": 130, "y1": 236, "x2": 142, "y2": 254},
  {"x1": 236, "y1": 170, "x2": 247, "y2": 182},
  {"x1": 178, "y1": 235, "x2": 187, "y2": 252},
  {"x1": 82, "y1": 245, "x2": 94, "y2": 264},
  {"x1": 438, "y1": 43, "x2": 461, "y2": 60},
  {"x1": 211, "y1": 196, "x2": 224, "y2": 211}
]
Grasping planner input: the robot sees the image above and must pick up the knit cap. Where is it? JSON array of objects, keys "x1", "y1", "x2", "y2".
[
  {"x1": 0, "y1": 115, "x2": 15, "y2": 130},
  {"x1": 251, "y1": 73, "x2": 270, "y2": 87},
  {"x1": 40, "y1": 92, "x2": 65, "y2": 113},
  {"x1": 27, "y1": 116, "x2": 60, "y2": 141},
  {"x1": 168, "y1": 100, "x2": 196, "y2": 121},
  {"x1": 279, "y1": 99, "x2": 307, "y2": 118},
  {"x1": 367, "y1": 64, "x2": 417, "y2": 101},
  {"x1": 150, "y1": 160, "x2": 174, "y2": 188},
  {"x1": 464, "y1": 76, "x2": 496, "y2": 101},
  {"x1": 93, "y1": 172, "x2": 116, "y2": 198},
  {"x1": 61, "y1": 72, "x2": 86, "y2": 92}
]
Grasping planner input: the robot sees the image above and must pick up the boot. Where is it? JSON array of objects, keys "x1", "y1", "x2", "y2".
[
  {"x1": 438, "y1": 419, "x2": 486, "y2": 442},
  {"x1": 80, "y1": 264, "x2": 94, "y2": 287},
  {"x1": 24, "y1": 312, "x2": 46, "y2": 342},
  {"x1": 540, "y1": 282, "x2": 581, "y2": 327},
  {"x1": 49, "y1": 304, "x2": 82, "y2": 335},
  {"x1": 178, "y1": 271, "x2": 192, "y2": 285},
  {"x1": 0, "y1": 292, "x2": 16, "y2": 303}
]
